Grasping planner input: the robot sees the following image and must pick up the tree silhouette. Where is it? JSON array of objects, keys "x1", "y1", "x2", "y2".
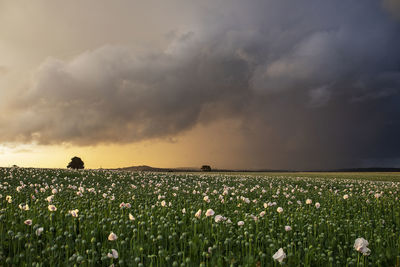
[
  {"x1": 201, "y1": 165, "x2": 212, "y2": 172},
  {"x1": 67, "y1": 156, "x2": 85, "y2": 170}
]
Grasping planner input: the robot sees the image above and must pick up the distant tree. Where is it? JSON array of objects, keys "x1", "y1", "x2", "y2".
[
  {"x1": 201, "y1": 165, "x2": 212, "y2": 172},
  {"x1": 67, "y1": 156, "x2": 85, "y2": 170}
]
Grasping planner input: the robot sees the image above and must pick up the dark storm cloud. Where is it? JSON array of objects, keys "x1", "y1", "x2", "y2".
[
  {"x1": 1, "y1": 43, "x2": 252, "y2": 145},
  {"x1": 1, "y1": 0, "x2": 400, "y2": 169}
]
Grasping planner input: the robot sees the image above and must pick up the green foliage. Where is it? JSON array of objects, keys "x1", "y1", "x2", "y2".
[
  {"x1": 67, "y1": 157, "x2": 84, "y2": 170},
  {"x1": 0, "y1": 167, "x2": 399, "y2": 266},
  {"x1": 201, "y1": 165, "x2": 212, "y2": 172}
]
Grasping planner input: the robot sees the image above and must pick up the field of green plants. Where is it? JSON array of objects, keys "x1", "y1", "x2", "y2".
[{"x1": 0, "y1": 167, "x2": 399, "y2": 266}]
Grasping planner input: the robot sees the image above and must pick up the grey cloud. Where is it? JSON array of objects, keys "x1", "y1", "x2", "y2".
[
  {"x1": 2, "y1": 43, "x2": 252, "y2": 145},
  {"x1": 1, "y1": 0, "x2": 400, "y2": 169}
]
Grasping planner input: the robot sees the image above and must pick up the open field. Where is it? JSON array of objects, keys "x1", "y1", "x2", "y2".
[
  {"x1": 0, "y1": 167, "x2": 399, "y2": 266},
  {"x1": 210, "y1": 172, "x2": 400, "y2": 182}
]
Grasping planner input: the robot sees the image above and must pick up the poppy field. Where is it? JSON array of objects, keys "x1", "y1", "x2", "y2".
[{"x1": 0, "y1": 167, "x2": 399, "y2": 266}]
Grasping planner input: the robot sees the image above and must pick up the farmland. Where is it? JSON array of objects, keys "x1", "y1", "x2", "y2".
[{"x1": 0, "y1": 168, "x2": 399, "y2": 266}]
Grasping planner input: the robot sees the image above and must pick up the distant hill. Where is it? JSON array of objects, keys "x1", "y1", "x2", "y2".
[
  {"x1": 117, "y1": 165, "x2": 201, "y2": 172},
  {"x1": 119, "y1": 165, "x2": 173, "y2": 172}
]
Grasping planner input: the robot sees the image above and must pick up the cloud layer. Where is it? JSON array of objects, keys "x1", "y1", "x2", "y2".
[{"x1": 1, "y1": 0, "x2": 400, "y2": 169}]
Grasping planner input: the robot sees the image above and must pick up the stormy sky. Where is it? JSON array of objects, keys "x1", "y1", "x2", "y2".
[{"x1": 1, "y1": 0, "x2": 400, "y2": 170}]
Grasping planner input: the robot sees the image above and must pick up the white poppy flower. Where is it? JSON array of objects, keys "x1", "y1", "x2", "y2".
[
  {"x1": 205, "y1": 209, "x2": 215, "y2": 217},
  {"x1": 36, "y1": 227, "x2": 44, "y2": 236},
  {"x1": 214, "y1": 215, "x2": 224, "y2": 223},
  {"x1": 354, "y1": 237, "x2": 371, "y2": 256},
  {"x1": 19, "y1": 203, "x2": 29, "y2": 211},
  {"x1": 107, "y1": 249, "x2": 119, "y2": 259},
  {"x1": 272, "y1": 248, "x2": 286, "y2": 263},
  {"x1": 108, "y1": 232, "x2": 118, "y2": 241},
  {"x1": 68, "y1": 209, "x2": 79, "y2": 217},
  {"x1": 195, "y1": 209, "x2": 202, "y2": 218},
  {"x1": 46, "y1": 195, "x2": 54, "y2": 203},
  {"x1": 48, "y1": 205, "x2": 57, "y2": 211},
  {"x1": 277, "y1": 207, "x2": 283, "y2": 213}
]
